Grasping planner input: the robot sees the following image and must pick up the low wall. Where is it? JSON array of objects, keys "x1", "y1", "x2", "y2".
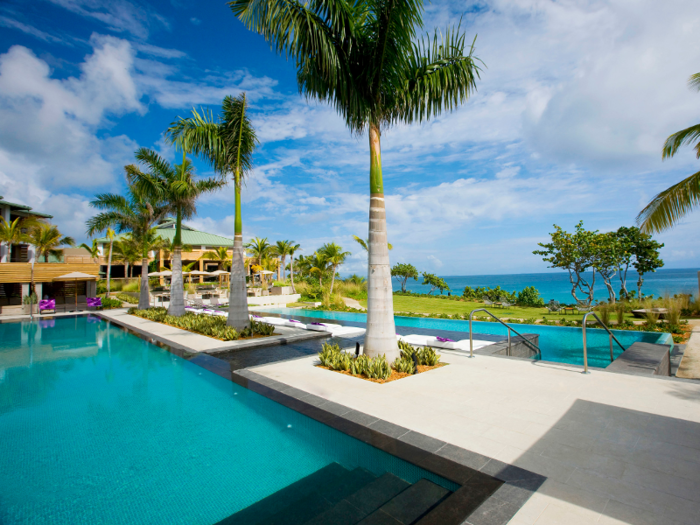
[
  {"x1": 475, "y1": 334, "x2": 540, "y2": 359},
  {"x1": 606, "y1": 342, "x2": 671, "y2": 377},
  {"x1": 247, "y1": 294, "x2": 301, "y2": 307}
]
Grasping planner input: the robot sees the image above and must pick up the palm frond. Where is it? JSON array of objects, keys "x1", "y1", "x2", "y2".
[
  {"x1": 396, "y1": 28, "x2": 482, "y2": 124},
  {"x1": 689, "y1": 72, "x2": 700, "y2": 91},
  {"x1": 662, "y1": 123, "x2": 700, "y2": 159},
  {"x1": 637, "y1": 170, "x2": 700, "y2": 233}
]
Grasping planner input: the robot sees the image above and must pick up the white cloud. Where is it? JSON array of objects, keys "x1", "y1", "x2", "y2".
[
  {"x1": 0, "y1": 15, "x2": 64, "y2": 43},
  {"x1": 46, "y1": 0, "x2": 169, "y2": 39},
  {"x1": 427, "y1": 255, "x2": 444, "y2": 269}
]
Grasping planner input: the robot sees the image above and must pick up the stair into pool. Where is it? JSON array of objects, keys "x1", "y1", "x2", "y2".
[{"x1": 216, "y1": 462, "x2": 451, "y2": 525}]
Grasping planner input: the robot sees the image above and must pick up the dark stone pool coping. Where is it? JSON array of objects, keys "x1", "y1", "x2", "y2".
[{"x1": 230, "y1": 368, "x2": 546, "y2": 525}]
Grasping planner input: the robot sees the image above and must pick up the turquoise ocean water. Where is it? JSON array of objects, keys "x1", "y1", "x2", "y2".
[{"x1": 391, "y1": 268, "x2": 699, "y2": 303}]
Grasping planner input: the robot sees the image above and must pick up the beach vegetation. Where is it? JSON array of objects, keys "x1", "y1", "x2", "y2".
[{"x1": 421, "y1": 272, "x2": 450, "y2": 295}]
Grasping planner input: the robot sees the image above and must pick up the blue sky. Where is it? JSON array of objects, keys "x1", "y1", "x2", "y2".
[{"x1": 0, "y1": 0, "x2": 698, "y2": 278}]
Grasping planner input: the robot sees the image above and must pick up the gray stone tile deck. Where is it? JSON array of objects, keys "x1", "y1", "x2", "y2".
[{"x1": 249, "y1": 352, "x2": 700, "y2": 524}]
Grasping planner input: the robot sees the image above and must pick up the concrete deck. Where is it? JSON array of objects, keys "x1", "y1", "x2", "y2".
[
  {"x1": 250, "y1": 352, "x2": 700, "y2": 525},
  {"x1": 97, "y1": 309, "x2": 327, "y2": 354},
  {"x1": 677, "y1": 319, "x2": 700, "y2": 379}
]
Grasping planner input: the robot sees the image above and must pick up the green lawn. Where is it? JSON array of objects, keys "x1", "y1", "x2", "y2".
[{"x1": 359, "y1": 295, "x2": 636, "y2": 322}]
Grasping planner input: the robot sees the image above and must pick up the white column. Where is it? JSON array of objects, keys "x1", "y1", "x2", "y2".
[{"x1": 0, "y1": 205, "x2": 9, "y2": 263}]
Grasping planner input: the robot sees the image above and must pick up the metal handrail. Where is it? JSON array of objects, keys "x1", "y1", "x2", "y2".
[
  {"x1": 469, "y1": 309, "x2": 542, "y2": 359},
  {"x1": 581, "y1": 312, "x2": 626, "y2": 374}
]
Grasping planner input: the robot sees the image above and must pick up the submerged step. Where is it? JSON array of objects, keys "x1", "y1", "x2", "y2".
[
  {"x1": 260, "y1": 467, "x2": 377, "y2": 525},
  {"x1": 303, "y1": 472, "x2": 411, "y2": 525},
  {"x1": 216, "y1": 462, "x2": 349, "y2": 525},
  {"x1": 360, "y1": 479, "x2": 450, "y2": 525}
]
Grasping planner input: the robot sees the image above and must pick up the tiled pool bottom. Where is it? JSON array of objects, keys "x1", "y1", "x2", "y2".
[
  {"x1": 0, "y1": 316, "x2": 457, "y2": 525},
  {"x1": 256, "y1": 308, "x2": 672, "y2": 369}
]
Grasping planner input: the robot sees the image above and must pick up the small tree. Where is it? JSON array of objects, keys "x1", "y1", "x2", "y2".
[
  {"x1": 632, "y1": 234, "x2": 664, "y2": 298},
  {"x1": 593, "y1": 231, "x2": 622, "y2": 304},
  {"x1": 534, "y1": 221, "x2": 599, "y2": 304},
  {"x1": 391, "y1": 263, "x2": 418, "y2": 293},
  {"x1": 421, "y1": 272, "x2": 450, "y2": 295}
]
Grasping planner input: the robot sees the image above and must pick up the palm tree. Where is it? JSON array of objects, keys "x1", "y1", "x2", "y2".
[
  {"x1": 0, "y1": 216, "x2": 41, "y2": 261},
  {"x1": 160, "y1": 238, "x2": 193, "y2": 270},
  {"x1": 231, "y1": 1, "x2": 482, "y2": 358},
  {"x1": 353, "y1": 235, "x2": 392, "y2": 252},
  {"x1": 166, "y1": 94, "x2": 258, "y2": 330},
  {"x1": 308, "y1": 252, "x2": 329, "y2": 287},
  {"x1": 200, "y1": 246, "x2": 232, "y2": 270},
  {"x1": 105, "y1": 228, "x2": 116, "y2": 296},
  {"x1": 638, "y1": 72, "x2": 700, "y2": 233},
  {"x1": 80, "y1": 239, "x2": 100, "y2": 259},
  {"x1": 126, "y1": 147, "x2": 226, "y2": 316},
  {"x1": 245, "y1": 237, "x2": 271, "y2": 266},
  {"x1": 271, "y1": 240, "x2": 296, "y2": 281},
  {"x1": 111, "y1": 235, "x2": 141, "y2": 278},
  {"x1": 287, "y1": 243, "x2": 301, "y2": 293},
  {"x1": 29, "y1": 224, "x2": 75, "y2": 262},
  {"x1": 318, "y1": 242, "x2": 351, "y2": 294},
  {"x1": 87, "y1": 184, "x2": 169, "y2": 309}
]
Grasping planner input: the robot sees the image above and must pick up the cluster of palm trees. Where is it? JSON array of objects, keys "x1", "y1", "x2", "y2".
[
  {"x1": 294, "y1": 243, "x2": 351, "y2": 294},
  {"x1": 0, "y1": 216, "x2": 75, "y2": 263}
]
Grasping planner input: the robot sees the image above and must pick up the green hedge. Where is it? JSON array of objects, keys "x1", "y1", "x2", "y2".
[{"x1": 127, "y1": 307, "x2": 274, "y2": 341}]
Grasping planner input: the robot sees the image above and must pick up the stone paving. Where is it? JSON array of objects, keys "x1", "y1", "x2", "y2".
[
  {"x1": 677, "y1": 320, "x2": 700, "y2": 379},
  {"x1": 250, "y1": 351, "x2": 700, "y2": 525}
]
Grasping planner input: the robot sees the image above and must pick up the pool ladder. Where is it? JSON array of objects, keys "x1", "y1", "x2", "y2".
[
  {"x1": 468, "y1": 309, "x2": 542, "y2": 359},
  {"x1": 581, "y1": 312, "x2": 626, "y2": 374}
]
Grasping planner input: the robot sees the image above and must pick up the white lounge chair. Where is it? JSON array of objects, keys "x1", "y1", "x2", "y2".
[{"x1": 398, "y1": 334, "x2": 493, "y2": 351}]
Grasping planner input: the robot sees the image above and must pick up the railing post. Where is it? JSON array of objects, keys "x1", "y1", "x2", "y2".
[
  {"x1": 609, "y1": 333, "x2": 614, "y2": 362},
  {"x1": 507, "y1": 330, "x2": 511, "y2": 356},
  {"x1": 582, "y1": 313, "x2": 590, "y2": 374},
  {"x1": 469, "y1": 313, "x2": 474, "y2": 358}
]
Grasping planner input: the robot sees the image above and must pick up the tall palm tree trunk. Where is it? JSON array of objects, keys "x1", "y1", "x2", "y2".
[
  {"x1": 139, "y1": 255, "x2": 150, "y2": 309},
  {"x1": 280, "y1": 255, "x2": 286, "y2": 281},
  {"x1": 169, "y1": 247, "x2": 185, "y2": 315},
  {"x1": 228, "y1": 177, "x2": 250, "y2": 330},
  {"x1": 364, "y1": 123, "x2": 399, "y2": 360},
  {"x1": 169, "y1": 208, "x2": 186, "y2": 316},
  {"x1": 290, "y1": 256, "x2": 296, "y2": 293},
  {"x1": 106, "y1": 238, "x2": 113, "y2": 296}
]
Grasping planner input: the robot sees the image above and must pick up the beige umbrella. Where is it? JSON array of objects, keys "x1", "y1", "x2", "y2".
[
  {"x1": 209, "y1": 269, "x2": 229, "y2": 287},
  {"x1": 54, "y1": 271, "x2": 98, "y2": 311}
]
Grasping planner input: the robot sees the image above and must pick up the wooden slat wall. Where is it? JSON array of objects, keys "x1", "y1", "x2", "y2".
[{"x1": 0, "y1": 263, "x2": 101, "y2": 283}]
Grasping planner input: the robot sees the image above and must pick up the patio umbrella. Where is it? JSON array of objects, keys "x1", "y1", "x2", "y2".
[
  {"x1": 209, "y1": 269, "x2": 229, "y2": 287},
  {"x1": 54, "y1": 271, "x2": 98, "y2": 311}
]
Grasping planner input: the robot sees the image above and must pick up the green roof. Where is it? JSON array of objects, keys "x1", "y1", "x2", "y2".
[
  {"x1": 96, "y1": 220, "x2": 233, "y2": 247},
  {"x1": 0, "y1": 196, "x2": 53, "y2": 218}
]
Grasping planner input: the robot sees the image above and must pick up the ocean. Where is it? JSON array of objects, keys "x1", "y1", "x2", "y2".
[{"x1": 393, "y1": 268, "x2": 700, "y2": 303}]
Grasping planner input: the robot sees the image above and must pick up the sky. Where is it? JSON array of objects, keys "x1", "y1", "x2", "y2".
[{"x1": 0, "y1": 0, "x2": 699, "y2": 278}]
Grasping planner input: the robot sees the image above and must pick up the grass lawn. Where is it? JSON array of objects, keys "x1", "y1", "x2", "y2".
[{"x1": 359, "y1": 295, "x2": 637, "y2": 322}]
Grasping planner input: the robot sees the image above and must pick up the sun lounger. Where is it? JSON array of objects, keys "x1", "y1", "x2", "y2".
[
  {"x1": 397, "y1": 334, "x2": 494, "y2": 351},
  {"x1": 328, "y1": 326, "x2": 366, "y2": 338},
  {"x1": 258, "y1": 316, "x2": 307, "y2": 329},
  {"x1": 305, "y1": 321, "x2": 343, "y2": 333}
]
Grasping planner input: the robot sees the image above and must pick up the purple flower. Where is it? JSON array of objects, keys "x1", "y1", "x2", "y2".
[{"x1": 436, "y1": 336, "x2": 453, "y2": 342}]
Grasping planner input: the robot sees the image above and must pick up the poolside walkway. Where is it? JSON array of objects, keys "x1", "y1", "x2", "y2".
[
  {"x1": 677, "y1": 319, "x2": 700, "y2": 379},
  {"x1": 97, "y1": 309, "x2": 327, "y2": 354},
  {"x1": 249, "y1": 352, "x2": 700, "y2": 525}
]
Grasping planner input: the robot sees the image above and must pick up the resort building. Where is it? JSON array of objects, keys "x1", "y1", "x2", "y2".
[
  {"x1": 0, "y1": 197, "x2": 99, "y2": 314},
  {"x1": 94, "y1": 219, "x2": 238, "y2": 280}
]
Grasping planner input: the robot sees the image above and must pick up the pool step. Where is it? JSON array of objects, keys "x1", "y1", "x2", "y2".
[
  {"x1": 219, "y1": 464, "x2": 452, "y2": 525},
  {"x1": 357, "y1": 478, "x2": 450, "y2": 525},
  {"x1": 215, "y1": 462, "x2": 349, "y2": 525}
]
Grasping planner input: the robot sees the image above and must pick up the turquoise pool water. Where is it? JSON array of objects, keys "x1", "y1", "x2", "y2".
[
  {"x1": 0, "y1": 316, "x2": 455, "y2": 525},
  {"x1": 259, "y1": 308, "x2": 671, "y2": 369}
]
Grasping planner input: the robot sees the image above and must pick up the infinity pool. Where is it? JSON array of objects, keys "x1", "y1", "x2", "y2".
[
  {"x1": 0, "y1": 316, "x2": 453, "y2": 525},
  {"x1": 259, "y1": 308, "x2": 671, "y2": 369}
]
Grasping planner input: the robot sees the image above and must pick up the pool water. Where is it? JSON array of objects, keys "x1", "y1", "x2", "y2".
[
  {"x1": 258, "y1": 308, "x2": 671, "y2": 369},
  {"x1": 0, "y1": 316, "x2": 455, "y2": 525}
]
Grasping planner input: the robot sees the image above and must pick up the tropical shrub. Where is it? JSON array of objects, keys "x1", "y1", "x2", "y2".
[
  {"x1": 100, "y1": 297, "x2": 123, "y2": 309},
  {"x1": 392, "y1": 356, "x2": 415, "y2": 374},
  {"x1": 517, "y1": 286, "x2": 545, "y2": 307},
  {"x1": 127, "y1": 308, "x2": 274, "y2": 341},
  {"x1": 397, "y1": 340, "x2": 441, "y2": 366},
  {"x1": 117, "y1": 293, "x2": 138, "y2": 304},
  {"x1": 318, "y1": 342, "x2": 391, "y2": 380}
]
